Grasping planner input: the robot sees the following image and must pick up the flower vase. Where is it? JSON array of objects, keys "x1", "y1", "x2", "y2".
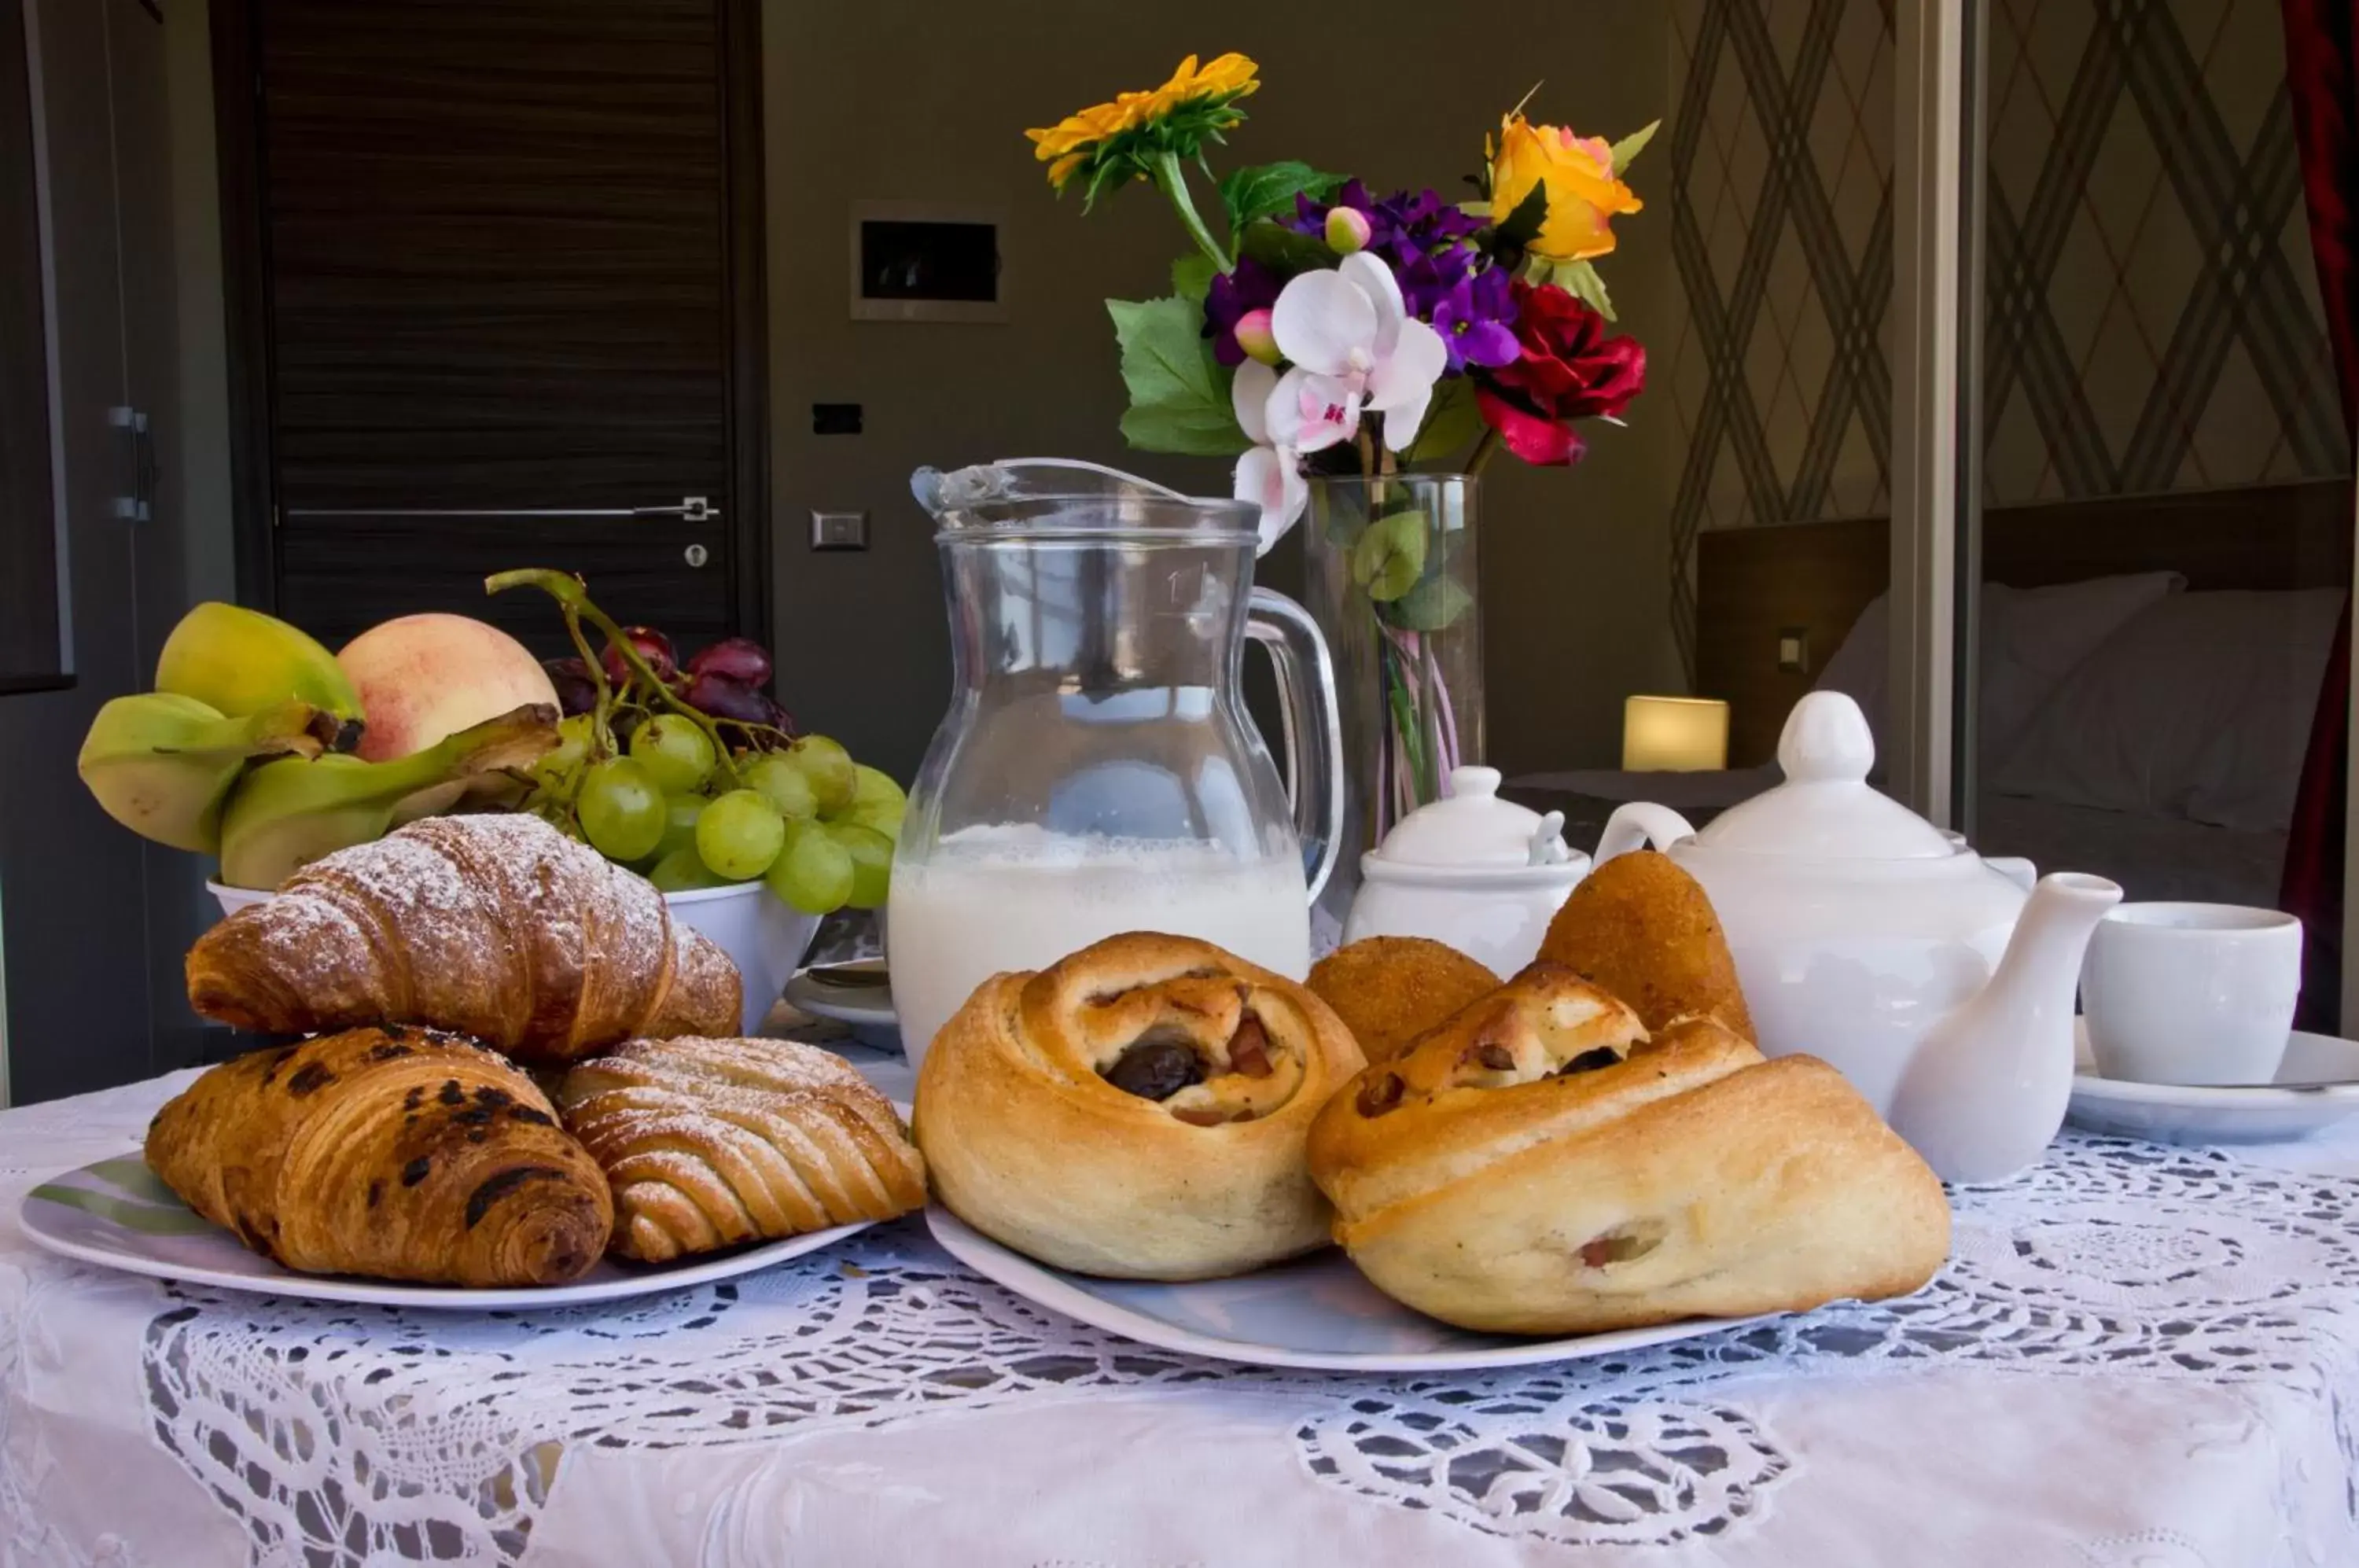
[{"x1": 1301, "y1": 473, "x2": 1484, "y2": 941}]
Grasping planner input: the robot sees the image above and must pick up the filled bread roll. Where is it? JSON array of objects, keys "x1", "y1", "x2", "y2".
[
  {"x1": 915, "y1": 931, "x2": 1365, "y2": 1280},
  {"x1": 1308, "y1": 936, "x2": 1501, "y2": 1065},
  {"x1": 1537, "y1": 850, "x2": 1755, "y2": 1039},
  {"x1": 1308, "y1": 965, "x2": 1949, "y2": 1334}
]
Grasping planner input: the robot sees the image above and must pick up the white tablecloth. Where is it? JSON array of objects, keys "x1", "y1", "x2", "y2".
[{"x1": 5, "y1": 1052, "x2": 2358, "y2": 1568}]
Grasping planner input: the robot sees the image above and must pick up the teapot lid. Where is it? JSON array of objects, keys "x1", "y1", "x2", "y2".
[
  {"x1": 1371, "y1": 766, "x2": 1575, "y2": 868},
  {"x1": 1693, "y1": 692, "x2": 1956, "y2": 859}
]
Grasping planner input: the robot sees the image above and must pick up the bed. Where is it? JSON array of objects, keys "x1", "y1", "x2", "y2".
[{"x1": 1508, "y1": 480, "x2": 2353, "y2": 915}]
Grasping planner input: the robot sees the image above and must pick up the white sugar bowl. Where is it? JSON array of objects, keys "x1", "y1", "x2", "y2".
[{"x1": 1342, "y1": 765, "x2": 1590, "y2": 975}]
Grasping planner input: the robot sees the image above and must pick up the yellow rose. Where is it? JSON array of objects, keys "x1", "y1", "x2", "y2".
[{"x1": 1489, "y1": 115, "x2": 1643, "y2": 262}]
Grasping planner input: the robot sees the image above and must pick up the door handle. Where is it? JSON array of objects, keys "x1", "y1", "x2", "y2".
[
  {"x1": 108, "y1": 407, "x2": 153, "y2": 522},
  {"x1": 281, "y1": 495, "x2": 720, "y2": 523}
]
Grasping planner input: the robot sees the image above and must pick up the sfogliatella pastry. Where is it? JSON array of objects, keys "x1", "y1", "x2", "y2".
[
  {"x1": 1537, "y1": 849, "x2": 1756, "y2": 1039},
  {"x1": 145, "y1": 1025, "x2": 613, "y2": 1287},
  {"x1": 186, "y1": 813, "x2": 741, "y2": 1065},
  {"x1": 915, "y1": 932, "x2": 1366, "y2": 1280},
  {"x1": 1308, "y1": 936, "x2": 1501, "y2": 1066},
  {"x1": 1308, "y1": 965, "x2": 1949, "y2": 1334},
  {"x1": 555, "y1": 1036, "x2": 927, "y2": 1263}
]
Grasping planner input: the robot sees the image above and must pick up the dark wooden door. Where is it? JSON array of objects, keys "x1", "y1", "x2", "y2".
[
  {"x1": 0, "y1": 0, "x2": 176, "y2": 1105},
  {"x1": 226, "y1": 0, "x2": 767, "y2": 654}
]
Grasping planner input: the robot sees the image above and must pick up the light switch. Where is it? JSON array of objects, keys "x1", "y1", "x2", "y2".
[
  {"x1": 1776, "y1": 627, "x2": 1809, "y2": 674},
  {"x1": 810, "y1": 510, "x2": 869, "y2": 550}
]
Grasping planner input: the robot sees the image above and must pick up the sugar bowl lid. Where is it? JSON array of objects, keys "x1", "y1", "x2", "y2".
[
  {"x1": 1691, "y1": 690, "x2": 1956, "y2": 860},
  {"x1": 1368, "y1": 766, "x2": 1576, "y2": 870}
]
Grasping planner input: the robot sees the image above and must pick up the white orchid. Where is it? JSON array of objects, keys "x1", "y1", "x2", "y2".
[
  {"x1": 1231, "y1": 359, "x2": 1305, "y2": 554},
  {"x1": 1228, "y1": 251, "x2": 1448, "y2": 550}
]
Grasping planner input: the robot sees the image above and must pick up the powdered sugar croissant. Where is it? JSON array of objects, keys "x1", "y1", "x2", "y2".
[
  {"x1": 554, "y1": 1037, "x2": 926, "y2": 1262},
  {"x1": 186, "y1": 814, "x2": 740, "y2": 1066}
]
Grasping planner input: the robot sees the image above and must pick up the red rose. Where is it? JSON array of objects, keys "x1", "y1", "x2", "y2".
[{"x1": 1474, "y1": 281, "x2": 1647, "y2": 466}]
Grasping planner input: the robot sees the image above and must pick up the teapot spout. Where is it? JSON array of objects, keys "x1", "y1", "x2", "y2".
[{"x1": 1888, "y1": 871, "x2": 2122, "y2": 1183}]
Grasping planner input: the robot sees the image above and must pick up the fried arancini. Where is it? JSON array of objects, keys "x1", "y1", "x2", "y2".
[
  {"x1": 1307, "y1": 937, "x2": 1502, "y2": 1066},
  {"x1": 1536, "y1": 850, "x2": 1756, "y2": 1040}
]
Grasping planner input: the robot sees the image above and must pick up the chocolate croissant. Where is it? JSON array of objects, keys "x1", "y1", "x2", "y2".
[
  {"x1": 1308, "y1": 964, "x2": 1950, "y2": 1334},
  {"x1": 145, "y1": 1026, "x2": 613, "y2": 1286},
  {"x1": 186, "y1": 814, "x2": 740, "y2": 1066},
  {"x1": 915, "y1": 932, "x2": 1366, "y2": 1281},
  {"x1": 554, "y1": 1036, "x2": 927, "y2": 1263}
]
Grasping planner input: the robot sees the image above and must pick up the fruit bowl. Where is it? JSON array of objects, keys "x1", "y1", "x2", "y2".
[{"x1": 205, "y1": 877, "x2": 818, "y2": 1035}]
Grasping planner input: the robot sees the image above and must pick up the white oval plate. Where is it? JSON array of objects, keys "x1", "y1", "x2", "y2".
[
  {"x1": 784, "y1": 961, "x2": 898, "y2": 1039},
  {"x1": 21, "y1": 1154, "x2": 871, "y2": 1311},
  {"x1": 2068, "y1": 1027, "x2": 2359, "y2": 1143},
  {"x1": 926, "y1": 1205, "x2": 1761, "y2": 1372}
]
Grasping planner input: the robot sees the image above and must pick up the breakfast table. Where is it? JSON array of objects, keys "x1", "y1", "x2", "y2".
[{"x1": 5, "y1": 1027, "x2": 2358, "y2": 1568}]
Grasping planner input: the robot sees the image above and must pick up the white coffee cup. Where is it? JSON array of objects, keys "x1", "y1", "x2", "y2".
[{"x1": 2081, "y1": 903, "x2": 2303, "y2": 1086}]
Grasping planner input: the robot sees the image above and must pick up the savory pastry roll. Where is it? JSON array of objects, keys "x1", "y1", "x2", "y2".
[
  {"x1": 914, "y1": 931, "x2": 1366, "y2": 1280},
  {"x1": 555, "y1": 1036, "x2": 926, "y2": 1263},
  {"x1": 1308, "y1": 936, "x2": 1502, "y2": 1065},
  {"x1": 1308, "y1": 964, "x2": 1950, "y2": 1334},
  {"x1": 145, "y1": 1025, "x2": 613, "y2": 1287},
  {"x1": 1537, "y1": 849, "x2": 1755, "y2": 1039}
]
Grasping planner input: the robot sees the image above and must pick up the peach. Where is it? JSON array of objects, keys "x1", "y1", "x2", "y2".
[{"x1": 339, "y1": 613, "x2": 558, "y2": 763}]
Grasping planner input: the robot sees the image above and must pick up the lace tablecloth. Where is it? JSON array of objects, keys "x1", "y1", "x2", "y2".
[{"x1": 5, "y1": 1061, "x2": 2359, "y2": 1568}]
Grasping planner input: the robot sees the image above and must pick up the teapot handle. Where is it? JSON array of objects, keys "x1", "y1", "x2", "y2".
[
  {"x1": 1596, "y1": 801, "x2": 1700, "y2": 863},
  {"x1": 1246, "y1": 587, "x2": 1345, "y2": 907}
]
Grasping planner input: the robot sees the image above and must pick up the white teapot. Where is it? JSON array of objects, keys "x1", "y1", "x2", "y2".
[
  {"x1": 1345, "y1": 766, "x2": 1589, "y2": 977},
  {"x1": 1596, "y1": 691, "x2": 2121, "y2": 1182}
]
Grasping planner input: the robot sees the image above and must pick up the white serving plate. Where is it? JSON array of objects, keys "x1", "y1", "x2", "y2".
[
  {"x1": 926, "y1": 1205, "x2": 1759, "y2": 1372},
  {"x1": 2067, "y1": 1025, "x2": 2359, "y2": 1143},
  {"x1": 22, "y1": 1153, "x2": 870, "y2": 1311},
  {"x1": 784, "y1": 959, "x2": 899, "y2": 1043}
]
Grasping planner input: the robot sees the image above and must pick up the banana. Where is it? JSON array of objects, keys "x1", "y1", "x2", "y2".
[
  {"x1": 156, "y1": 602, "x2": 366, "y2": 744},
  {"x1": 217, "y1": 702, "x2": 559, "y2": 889},
  {"x1": 77, "y1": 693, "x2": 342, "y2": 854}
]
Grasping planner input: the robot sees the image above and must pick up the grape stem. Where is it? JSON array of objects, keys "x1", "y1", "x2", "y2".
[{"x1": 488, "y1": 568, "x2": 746, "y2": 791}]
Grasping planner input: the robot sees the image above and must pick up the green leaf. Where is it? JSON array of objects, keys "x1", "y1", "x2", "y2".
[
  {"x1": 1549, "y1": 258, "x2": 1617, "y2": 321},
  {"x1": 1106, "y1": 296, "x2": 1249, "y2": 457},
  {"x1": 1238, "y1": 219, "x2": 1338, "y2": 278},
  {"x1": 1386, "y1": 572, "x2": 1474, "y2": 632},
  {"x1": 1405, "y1": 377, "x2": 1487, "y2": 466},
  {"x1": 1608, "y1": 119, "x2": 1662, "y2": 175},
  {"x1": 1171, "y1": 253, "x2": 1216, "y2": 303},
  {"x1": 1491, "y1": 180, "x2": 1550, "y2": 253},
  {"x1": 1218, "y1": 161, "x2": 1348, "y2": 240},
  {"x1": 1351, "y1": 506, "x2": 1430, "y2": 601}
]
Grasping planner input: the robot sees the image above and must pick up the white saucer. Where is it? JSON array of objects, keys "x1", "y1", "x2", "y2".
[
  {"x1": 2067, "y1": 1026, "x2": 2359, "y2": 1143},
  {"x1": 23, "y1": 1153, "x2": 873, "y2": 1311},
  {"x1": 784, "y1": 960, "x2": 899, "y2": 1044},
  {"x1": 926, "y1": 1205, "x2": 1758, "y2": 1372}
]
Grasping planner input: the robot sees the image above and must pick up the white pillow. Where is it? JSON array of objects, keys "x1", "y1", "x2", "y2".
[
  {"x1": 1989, "y1": 588, "x2": 2346, "y2": 833},
  {"x1": 1976, "y1": 572, "x2": 2184, "y2": 757},
  {"x1": 1811, "y1": 571, "x2": 2181, "y2": 767}
]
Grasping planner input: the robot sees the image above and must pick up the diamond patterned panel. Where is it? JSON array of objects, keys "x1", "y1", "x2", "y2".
[{"x1": 1665, "y1": 0, "x2": 2351, "y2": 678}]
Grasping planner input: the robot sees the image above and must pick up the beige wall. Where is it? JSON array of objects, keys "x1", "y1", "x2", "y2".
[
  {"x1": 164, "y1": 4, "x2": 1683, "y2": 779},
  {"x1": 761, "y1": 2, "x2": 1681, "y2": 778}
]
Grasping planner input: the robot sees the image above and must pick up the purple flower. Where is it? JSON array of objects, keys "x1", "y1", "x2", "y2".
[
  {"x1": 1431, "y1": 268, "x2": 1521, "y2": 371},
  {"x1": 1287, "y1": 184, "x2": 1489, "y2": 348},
  {"x1": 1203, "y1": 257, "x2": 1283, "y2": 366}
]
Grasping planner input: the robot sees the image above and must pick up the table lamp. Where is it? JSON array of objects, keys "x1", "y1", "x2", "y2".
[{"x1": 1621, "y1": 695, "x2": 1730, "y2": 771}]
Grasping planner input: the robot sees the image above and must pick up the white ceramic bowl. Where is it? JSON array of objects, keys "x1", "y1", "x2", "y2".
[{"x1": 207, "y1": 876, "x2": 817, "y2": 1034}]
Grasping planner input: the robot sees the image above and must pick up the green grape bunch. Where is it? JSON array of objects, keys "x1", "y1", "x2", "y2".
[{"x1": 486, "y1": 569, "x2": 906, "y2": 918}]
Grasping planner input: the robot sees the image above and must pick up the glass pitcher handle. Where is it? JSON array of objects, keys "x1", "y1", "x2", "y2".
[{"x1": 1246, "y1": 587, "x2": 1345, "y2": 906}]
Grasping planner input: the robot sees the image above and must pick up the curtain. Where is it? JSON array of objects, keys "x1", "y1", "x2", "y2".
[{"x1": 2277, "y1": 0, "x2": 2358, "y2": 1032}]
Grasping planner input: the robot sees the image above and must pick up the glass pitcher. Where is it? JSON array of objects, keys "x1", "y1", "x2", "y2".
[{"x1": 888, "y1": 459, "x2": 1343, "y2": 1064}]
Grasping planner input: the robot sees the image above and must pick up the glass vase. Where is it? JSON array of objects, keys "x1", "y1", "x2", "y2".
[{"x1": 1301, "y1": 473, "x2": 1484, "y2": 940}]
